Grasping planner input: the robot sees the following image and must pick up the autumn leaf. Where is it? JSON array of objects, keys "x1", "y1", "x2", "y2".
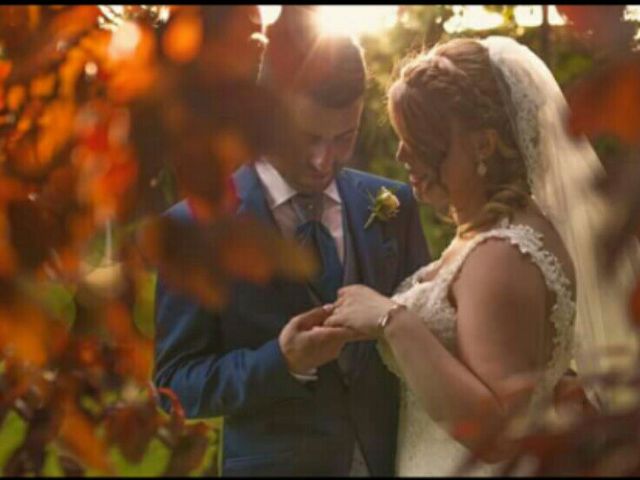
[
  {"x1": 29, "y1": 72, "x2": 57, "y2": 98},
  {"x1": 557, "y1": 6, "x2": 625, "y2": 34},
  {"x1": 163, "y1": 422, "x2": 210, "y2": 476},
  {"x1": 0, "y1": 7, "x2": 37, "y2": 58},
  {"x1": 556, "y1": 5, "x2": 633, "y2": 51},
  {"x1": 104, "y1": 399, "x2": 159, "y2": 463},
  {"x1": 212, "y1": 128, "x2": 252, "y2": 175},
  {"x1": 138, "y1": 215, "x2": 317, "y2": 309},
  {"x1": 104, "y1": 23, "x2": 159, "y2": 104},
  {"x1": 58, "y1": 400, "x2": 113, "y2": 474},
  {"x1": 162, "y1": 10, "x2": 203, "y2": 64},
  {"x1": 0, "y1": 5, "x2": 344, "y2": 478},
  {"x1": 197, "y1": 6, "x2": 265, "y2": 81},
  {"x1": 6, "y1": 84, "x2": 26, "y2": 111},
  {"x1": 566, "y1": 55, "x2": 640, "y2": 146},
  {"x1": 0, "y1": 59, "x2": 13, "y2": 82},
  {"x1": 48, "y1": 6, "x2": 100, "y2": 41},
  {"x1": 156, "y1": 387, "x2": 186, "y2": 429},
  {"x1": 7, "y1": 198, "x2": 64, "y2": 271},
  {"x1": 0, "y1": 301, "x2": 68, "y2": 367}
]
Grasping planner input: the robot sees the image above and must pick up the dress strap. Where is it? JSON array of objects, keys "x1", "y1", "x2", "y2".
[
  {"x1": 435, "y1": 221, "x2": 576, "y2": 381},
  {"x1": 436, "y1": 221, "x2": 575, "y2": 318}
]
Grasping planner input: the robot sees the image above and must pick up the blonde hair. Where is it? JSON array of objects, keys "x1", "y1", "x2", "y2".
[{"x1": 388, "y1": 38, "x2": 531, "y2": 235}]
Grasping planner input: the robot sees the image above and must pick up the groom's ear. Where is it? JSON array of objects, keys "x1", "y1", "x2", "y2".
[{"x1": 474, "y1": 129, "x2": 498, "y2": 161}]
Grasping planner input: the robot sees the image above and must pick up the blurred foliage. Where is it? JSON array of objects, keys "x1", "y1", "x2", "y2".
[{"x1": 0, "y1": 4, "x2": 315, "y2": 476}]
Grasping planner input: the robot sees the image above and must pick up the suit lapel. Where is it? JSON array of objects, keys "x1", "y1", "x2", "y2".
[
  {"x1": 233, "y1": 163, "x2": 277, "y2": 227},
  {"x1": 337, "y1": 169, "x2": 394, "y2": 295}
]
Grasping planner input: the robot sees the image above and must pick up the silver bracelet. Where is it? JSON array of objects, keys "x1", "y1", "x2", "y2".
[{"x1": 377, "y1": 303, "x2": 407, "y2": 332}]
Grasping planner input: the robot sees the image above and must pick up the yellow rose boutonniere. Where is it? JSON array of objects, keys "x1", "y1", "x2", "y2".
[{"x1": 364, "y1": 186, "x2": 400, "y2": 229}]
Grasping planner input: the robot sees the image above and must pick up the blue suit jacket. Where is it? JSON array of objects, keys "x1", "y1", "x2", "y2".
[{"x1": 153, "y1": 164, "x2": 429, "y2": 476}]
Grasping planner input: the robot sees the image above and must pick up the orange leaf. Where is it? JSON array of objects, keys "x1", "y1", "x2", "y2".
[
  {"x1": 0, "y1": 177, "x2": 31, "y2": 203},
  {"x1": 217, "y1": 231, "x2": 273, "y2": 285},
  {"x1": 0, "y1": 242, "x2": 17, "y2": 277},
  {"x1": 49, "y1": 5, "x2": 100, "y2": 39},
  {"x1": 212, "y1": 129, "x2": 252, "y2": 174},
  {"x1": 0, "y1": 301, "x2": 67, "y2": 367},
  {"x1": 127, "y1": 337, "x2": 154, "y2": 382},
  {"x1": 164, "y1": 422, "x2": 210, "y2": 475},
  {"x1": 557, "y1": 6, "x2": 624, "y2": 33},
  {"x1": 0, "y1": 60, "x2": 12, "y2": 82},
  {"x1": 7, "y1": 84, "x2": 26, "y2": 111},
  {"x1": 97, "y1": 156, "x2": 138, "y2": 199},
  {"x1": 30, "y1": 72, "x2": 56, "y2": 98},
  {"x1": 162, "y1": 11, "x2": 203, "y2": 64},
  {"x1": 105, "y1": 301, "x2": 131, "y2": 339},
  {"x1": 105, "y1": 400, "x2": 159, "y2": 463},
  {"x1": 567, "y1": 56, "x2": 640, "y2": 146},
  {"x1": 58, "y1": 402, "x2": 112, "y2": 474}
]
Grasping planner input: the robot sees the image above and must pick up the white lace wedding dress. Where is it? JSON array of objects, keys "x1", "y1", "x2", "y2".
[{"x1": 378, "y1": 219, "x2": 576, "y2": 476}]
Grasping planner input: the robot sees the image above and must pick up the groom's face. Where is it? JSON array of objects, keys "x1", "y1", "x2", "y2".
[{"x1": 271, "y1": 92, "x2": 363, "y2": 194}]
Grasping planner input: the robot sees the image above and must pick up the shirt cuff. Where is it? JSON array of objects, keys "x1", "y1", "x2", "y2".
[{"x1": 290, "y1": 368, "x2": 318, "y2": 383}]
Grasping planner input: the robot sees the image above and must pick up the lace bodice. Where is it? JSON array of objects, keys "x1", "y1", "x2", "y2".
[{"x1": 379, "y1": 219, "x2": 576, "y2": 476}]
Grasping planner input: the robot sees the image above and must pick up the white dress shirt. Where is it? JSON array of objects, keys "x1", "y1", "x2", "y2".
[{"x1": 254, "y1": 159, "x2": 344, "y2": 263}]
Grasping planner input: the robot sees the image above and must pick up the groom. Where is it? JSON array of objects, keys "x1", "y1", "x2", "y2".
[{"x1": 153, "y1": 9, "x2": 429, "y2": 477}]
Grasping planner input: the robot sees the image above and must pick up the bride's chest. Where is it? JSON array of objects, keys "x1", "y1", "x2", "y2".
[{"x1": 392, "y1": 257, "x2": 462, "y2": 351}]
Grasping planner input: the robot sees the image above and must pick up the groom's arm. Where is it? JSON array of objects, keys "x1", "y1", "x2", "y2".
[{"x1": 153, "y1": 279, "x2": 314, "y2": 419}]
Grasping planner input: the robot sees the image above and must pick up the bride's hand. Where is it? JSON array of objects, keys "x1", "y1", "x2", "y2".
[{"x1": 324, "y1": 285, "x2": 396, "y2": 338}]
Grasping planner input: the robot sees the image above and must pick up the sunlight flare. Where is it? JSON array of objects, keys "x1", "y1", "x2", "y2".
[{"x1": 314, "y1": 6, "x2": 399, "y2": 37}]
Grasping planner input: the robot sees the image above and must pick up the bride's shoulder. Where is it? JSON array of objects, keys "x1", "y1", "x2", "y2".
[
  {"x1": 448, "y1": 234, "x2": 549, "y2": 324},
  {"x1": 510, "y1": 210, "x2": 577, "y2": 289}
]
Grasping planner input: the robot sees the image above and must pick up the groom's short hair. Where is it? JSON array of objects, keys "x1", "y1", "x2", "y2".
[{"x1": 257, "y1": 7, "x2": 366, "y2": 108}]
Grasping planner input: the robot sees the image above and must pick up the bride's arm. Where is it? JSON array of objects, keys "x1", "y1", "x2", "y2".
[
  {"x1": 326, "y1": 239, "x2": 550, "y2": 458},
  {"x1": 384, "y1": 239, "x2": 549, "y2": 446}
]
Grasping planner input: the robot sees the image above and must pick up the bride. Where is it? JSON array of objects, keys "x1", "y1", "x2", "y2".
[{"x1": 325, "y1": 36, "x2": 633, "y2": 476}]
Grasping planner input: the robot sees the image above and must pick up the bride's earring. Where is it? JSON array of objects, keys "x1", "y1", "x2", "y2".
[{"x1": 476, "y1": 160, "x2": 488, "y2": 177}]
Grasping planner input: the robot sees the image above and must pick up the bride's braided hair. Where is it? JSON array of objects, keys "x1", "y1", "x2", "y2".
[{"x1": 388, "y1": 38, "x2": 531, "y2": 234}]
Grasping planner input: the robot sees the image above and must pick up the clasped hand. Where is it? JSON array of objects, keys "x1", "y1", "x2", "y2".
[
  {"x1": 324, "y1": 285, "x2": 396, "y2": 338},
  {"x1": 279, "y1": 285, "x2": 395, "y2": 375}
]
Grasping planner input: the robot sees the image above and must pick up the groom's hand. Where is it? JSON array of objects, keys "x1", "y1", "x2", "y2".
[{"x1": 279, "y1": 306, "x2": 357, "y2": 375}]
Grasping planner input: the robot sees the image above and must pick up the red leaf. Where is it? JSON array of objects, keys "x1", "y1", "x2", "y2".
[
  {"x1": 162, "y1": 10, "x2": 203, "y2": 64},
  {"x1": 557, "y1": 6, "x2": 624, "y2": 34},
  {"x1": 58, "y1": 401, "x2": 113, "y2": 474},
  {"x1": 566, "y1": 55, "x2": 640, "y2": 146},
  {"x1": 556, "y1": 6, "x2": 632, "y2": 49},
  {"x1": 163, "y1": 422, "x2": 210, "y2": 476},
  {"x1": 105, "y1": 399, "x2": 159, "y2": 463}
]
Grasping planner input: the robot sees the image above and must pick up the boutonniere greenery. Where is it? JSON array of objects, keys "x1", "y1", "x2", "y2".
[{"x1": 364, "y1": 186, "x2": 400, "y2": 229}]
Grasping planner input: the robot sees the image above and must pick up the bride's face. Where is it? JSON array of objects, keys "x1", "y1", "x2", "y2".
[
  {"x1": 395, "y1": 142, "x2": 448, "y2": 211},
  {"x1": 396, "y1": 120, "x2": 481, "y2": 213}
]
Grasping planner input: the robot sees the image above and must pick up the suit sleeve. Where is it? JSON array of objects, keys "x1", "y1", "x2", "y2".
[
  {"x1": 153, "y1": 278, "x2": 313, "y2": 419},
  {"x1": 400, "y1": 185, "x2": 431, "y2": 278}
]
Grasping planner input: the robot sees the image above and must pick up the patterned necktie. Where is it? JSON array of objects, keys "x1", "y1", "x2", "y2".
[{"x1": 292, "y1": 193, "x2": 344, "y2": 304}]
